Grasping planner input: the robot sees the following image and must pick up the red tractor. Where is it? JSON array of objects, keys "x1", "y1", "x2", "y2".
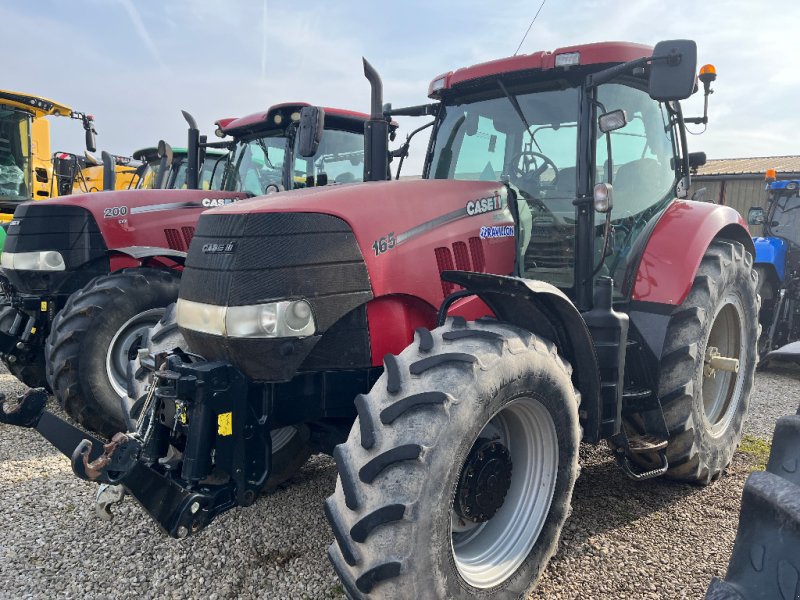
[
  {"x1": 0, "y1": 103, "x2": 373, "y2": 436},
  {"x1": 2, "y1": 40, "x2": 758, "y2": 599}
]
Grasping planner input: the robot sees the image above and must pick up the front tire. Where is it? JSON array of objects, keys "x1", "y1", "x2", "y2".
[
  {"x1": 326, "y1": 318, "x2": 581, "y2": 599},
  {"x1": 45, "y1": 269, "x2": 180, "y2": 437},
  {"x1": 627, "y1": 240, "x2": 759, "y2": 483}
]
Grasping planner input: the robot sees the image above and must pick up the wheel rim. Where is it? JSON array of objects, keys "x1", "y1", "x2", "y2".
[
  {"x1": 702, "y1": 293, "x2": 745, "y2": 437},
  {"x1": 106, "y1": 309, "x2": 165, "y2": 398},
  {"x1": 451, "y1": 396, "x2": 558, "y2": 589}
]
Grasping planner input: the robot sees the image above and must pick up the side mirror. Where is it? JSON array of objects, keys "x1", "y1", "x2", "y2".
[
  {"x1": 155, "y1": 140, "x2": 174, "y2": 189},
  {"x1": 297, "y1": 106, "x2": 325, "y2": 158},
  {"x1": 85, "y1": 126, "x2": 97, "y2": 153},
  {"x1": 649, "y1": 39, "x2": 698, "y2": 101},
  {"x1": 688, "y1": 151, "x2": 706, "y2": 169},
  {"x1": 598, "y1": 109, "x2": 628, "y2": 134},
  {"x1": 748, "y1": 207, "x2": 765, "y2": 226}
]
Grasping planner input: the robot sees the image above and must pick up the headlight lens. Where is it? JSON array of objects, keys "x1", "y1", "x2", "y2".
[
  {"x1": 176, "y1": 298, "x2": 316, "y2": 338},
  {"x1": 0, "y1": 250, "x2": 66, "y2": 271}
]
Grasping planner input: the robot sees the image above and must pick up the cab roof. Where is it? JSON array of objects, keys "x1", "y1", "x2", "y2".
[
  {"x1": 428, "y1": 41, "x2": 653, "y2": 97},
  {"x1": 0, "y1": 89, "x2": 74, "y2": 118},
  {"x1": 218, "y1": 102, "x2": 371, "y2": 137},
  {"x1": 132, "y1": 146, "x2": 227, "y2": 162}
]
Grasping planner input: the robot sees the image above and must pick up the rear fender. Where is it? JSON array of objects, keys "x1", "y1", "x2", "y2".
[
  {"x1": 442, "y1": 270, "x2": 602, "y2": 443},
  {"x1": 632, "y1": 200, "x2": 755, "y2": 305},
  {"x1": 753, "y1": 236, "x2": 787, "y2": 282}
]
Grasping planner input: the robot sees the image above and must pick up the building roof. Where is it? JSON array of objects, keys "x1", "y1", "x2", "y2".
[{"x1": 695, "y1": 156, "x2": 800, "y2": 177}]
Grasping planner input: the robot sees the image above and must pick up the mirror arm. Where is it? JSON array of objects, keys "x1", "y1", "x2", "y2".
[{"x1": 384, "y1": 103, "x2": 438, "y2": 118}]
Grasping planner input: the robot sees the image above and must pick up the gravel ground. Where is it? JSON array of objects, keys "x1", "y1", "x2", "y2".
[{"x1": 0, "y1": 366, "x2": 796, "y2": 600}]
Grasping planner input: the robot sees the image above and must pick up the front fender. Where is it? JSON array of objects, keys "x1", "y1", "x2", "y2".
[
  {"x1": 442, "y1": 270, "x2": 602, "y2": 443},
  {"x1": 753, "y1": 236, "x2": 787, "y2": 282},
  {"x1": 632, "y1": 200, "x2": 755, "y2": 305}
]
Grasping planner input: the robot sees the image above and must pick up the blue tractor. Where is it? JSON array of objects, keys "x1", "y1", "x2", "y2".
[{"x1": 748, "y1": 172, "x2": 800, "y2": 363}]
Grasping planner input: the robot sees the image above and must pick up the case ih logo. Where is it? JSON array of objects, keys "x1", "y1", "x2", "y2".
[
  {"x1": 202, "y1": 241, "x2": 236, "y2": 254},
  {"x1": 202, "y1": 198, "x2": 237, "y2": 207},
  {"x1": 466, "y1": 193, "x2": 503, "y2": 216}
]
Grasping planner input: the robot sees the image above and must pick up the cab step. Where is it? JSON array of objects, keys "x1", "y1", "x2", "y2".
[{"x1": 611, "y1": 431, "x2": 669, "y2": 481}]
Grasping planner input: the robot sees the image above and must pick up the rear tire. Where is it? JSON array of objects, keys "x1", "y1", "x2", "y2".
[
  {"x1": 0, "y1": 305, "x2": 48, "y2": 389},
  {"x1": 127, "y1": 303, "x2": 314, "y2": 490},
  {"x1": 325, "y1": 318, "x2": 581, "y2": 599},
  {"x1": 46, "y1": 269, "x2": 180, "y2": 437},
  {"x1": 626, "y1": 240, "x2": 759, "y2": 483}
]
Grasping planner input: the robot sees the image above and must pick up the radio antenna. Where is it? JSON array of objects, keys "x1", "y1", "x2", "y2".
[{"x1": 514, "y1": 0, "x2": 547, "y2": 56}]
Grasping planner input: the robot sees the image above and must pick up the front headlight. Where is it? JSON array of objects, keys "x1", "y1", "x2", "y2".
[
  {"x1": 176, "y1": 298, "x2": 316, "y2": 338},
  {"x1": 0, "y1": 250, "x2": 66, "y2": 271}
]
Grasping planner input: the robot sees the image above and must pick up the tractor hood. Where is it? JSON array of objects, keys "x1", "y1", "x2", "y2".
[
  {"x1": 2, "y1": 189, "x2": 250, "y2": 295},
  {"x1": 205, "y1": 178, "x2": 513, "y2": 298},
  {"x1": 179, "y1": 179, "x2": 517, "y2": 381},
  {"x1": 6, "y1": 189, "x2": 250, "y2": 256}
]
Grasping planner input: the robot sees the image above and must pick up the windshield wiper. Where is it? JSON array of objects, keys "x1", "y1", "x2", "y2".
[
  {"x1": 256, "y1": 139, "x2": 276, "y2": 169},
  {"x1": 497, "y1": 80, "x2": 542, "y2": 153}
]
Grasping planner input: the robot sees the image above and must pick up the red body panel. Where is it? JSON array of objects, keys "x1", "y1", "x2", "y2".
[
  {"x1": 208, "y1": 179, "x2": 517, "y2": 359},
  {"x1": 32, "y1": 189, "x2": 248, "y2": 253},
  {"x1": 632, "y1": 200, "x2": 751, "y2": 305},
  {"x1": 429, "y1": 41, "x2": 653, "y2": 96}
]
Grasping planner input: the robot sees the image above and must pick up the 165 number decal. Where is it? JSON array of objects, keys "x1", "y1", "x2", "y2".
[{"x1": 372, "y1": 232, "x2": 396, "y2": 256}]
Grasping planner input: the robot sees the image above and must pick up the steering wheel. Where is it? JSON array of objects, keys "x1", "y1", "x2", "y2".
[{"x1": 507, "y1": 150, "x2": 559, "y2": 191}]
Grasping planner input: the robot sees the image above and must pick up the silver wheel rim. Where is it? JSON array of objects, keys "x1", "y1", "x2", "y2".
[
  {"x1": 106, "y1": 309, "x2": 165, "y2": 399},
  {"x1": 702, "y1": 293, "x2": 745, "y2": 437},
  {"x1": 270, "y1": 426, "x2": 297, "y2": 453},
  {"x1": 451, "y1": 396, "x2": 558, "y2": 589}
]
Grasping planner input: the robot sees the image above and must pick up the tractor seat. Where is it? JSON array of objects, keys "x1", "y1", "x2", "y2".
[{"x1": 612, "y1": 158, "x2": 667, "y2": 219}]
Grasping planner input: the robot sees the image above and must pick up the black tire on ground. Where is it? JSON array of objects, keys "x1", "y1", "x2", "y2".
[
  {"x1": 46, "y1": 268, "x2": 180, "y2": 437},
  {"x1": 0, "y1": 305, "x2": 49, "y2": 389},
  {"x1": 624, "y1": 240, "x2": 759, "y2": 484},
  {"x1": 325, "y1": 318, "x2": 581, "y2": 599},
  {"x1": 705, "y1": 409, "x2": 800, "y2": 599},
  {"x1": 126, "y1": 303, "x2": 314, "y2": 491}
]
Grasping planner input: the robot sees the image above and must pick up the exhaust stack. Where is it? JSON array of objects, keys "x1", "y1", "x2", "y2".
[
  {"x1": 362, "y1": 58, "x2": 390, "y2": 182},
  {"x1": 182, "y1": 110, "x2": 200, "y2": 190}
]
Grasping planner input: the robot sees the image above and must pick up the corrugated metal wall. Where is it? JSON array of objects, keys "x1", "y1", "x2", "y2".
[{"x1": 689, "y1": 177, "x2": 770, "y2": 218}]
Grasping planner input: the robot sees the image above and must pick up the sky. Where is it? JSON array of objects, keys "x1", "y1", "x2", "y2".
[{"x1": 3, "y1": 0, "x2": 799, "y2": 175}]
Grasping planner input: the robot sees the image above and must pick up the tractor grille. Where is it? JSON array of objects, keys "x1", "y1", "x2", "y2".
[{"x1": 179, "y1": 212, "x2": 373, "y2": 381}]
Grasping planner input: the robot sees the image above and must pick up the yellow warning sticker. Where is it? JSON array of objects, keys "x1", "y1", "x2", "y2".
[
  {"x1": 217, "y1": 412, "x2": 233, "y2": 436},
  {"x1": 40, "y1": 301, "x2": 47, "y2": 312},
  {"x1": 30, "y1": 327, "x2": 36, "y2": 334}
]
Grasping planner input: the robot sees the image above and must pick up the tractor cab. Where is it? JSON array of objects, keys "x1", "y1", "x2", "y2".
[
  {"x1": 748, "y1": 173, "x2": 800, "y2": 361},
  {"x1": 132, "y1": 145, "x2": 227, "y2": 191},
  {"x1": 420, "y1": 42, "x2": 708, "y2": 308},
  {"x1": 205, "y1": 103, "x2": 378, "y2": 196}
]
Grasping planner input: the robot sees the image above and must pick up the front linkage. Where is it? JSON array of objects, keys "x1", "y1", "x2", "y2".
[{"x1": 0, "y1": 355, "x2": 272, "y2": 538}]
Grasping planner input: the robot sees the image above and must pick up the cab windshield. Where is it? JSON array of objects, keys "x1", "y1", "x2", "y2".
[
  {"x1": 768, "y1": 190, "x2": 800, "y2": 247},
  {"x1": 427, "y1": 81, "x2": 677, "y2": 296},
  {"x1": 0, "y1": 108, "x2": 31, "y2": 201},
  {"x1": 171, "y1": 155, "x2": 223, "y2": 190},
  {"x1": 221, "y1": 128, "x2": 365, "y2": 196}
]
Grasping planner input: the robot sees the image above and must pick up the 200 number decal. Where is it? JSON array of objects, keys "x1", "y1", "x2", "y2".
[
  {"x1": 103, "y1": 206, "x2": 128, "y2": 218},
  {"x1": 372, "y1": 232, "x2": 396, "y2": 256}
]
